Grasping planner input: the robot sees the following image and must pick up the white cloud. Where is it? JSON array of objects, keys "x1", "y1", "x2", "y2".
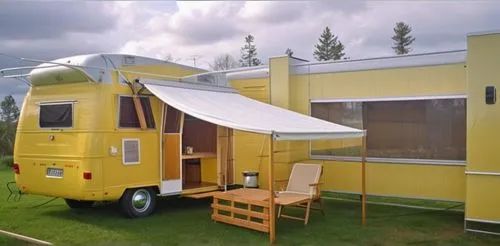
[
  {"x1": 118, "y1": 1, "x2": 500, "y2": 69},
  {"x1": 2, "y1": 0, "x2": 500, "y2": 105}
]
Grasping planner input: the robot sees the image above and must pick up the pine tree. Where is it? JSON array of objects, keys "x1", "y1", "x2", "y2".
[
  {"x1": 0, "y1": 95, "x2": 20, "y2": 156},
  {"x1": 392, "y1": 22, "x2": 416, "y2": 55},
  {"x1": 285, "y1": 48, "x2": 294, "y2": 57},
  {"x1": 313, "y1": 26, "x2": 345, "y2": 61},
  {"x1": 0, "y1": 95, "x2": 19, "y2": 123},
  {"x1": 239, "y1": 34, "x2": 261, "y2": 67}
]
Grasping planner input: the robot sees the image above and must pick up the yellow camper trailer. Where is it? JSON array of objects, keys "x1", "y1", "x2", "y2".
[
  {"x1": 2, "y1": 54, "x2": 237, "y2": 218},
  {"x1": 1, "y1": 53, "x2": 365, "y2": 221}
]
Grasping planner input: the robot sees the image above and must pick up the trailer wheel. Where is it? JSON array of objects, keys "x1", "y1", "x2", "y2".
[
  {"x1": 120, "y1": 187, "x2": 156, "y2": 218},
  {"x1": 65, "y1": 199, "x2": 94, "y2": 209}
]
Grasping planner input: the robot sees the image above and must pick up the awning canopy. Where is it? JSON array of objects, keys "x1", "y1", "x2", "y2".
[{"x1": 143, "y1": 80, "x2": 365, "y2": 141}]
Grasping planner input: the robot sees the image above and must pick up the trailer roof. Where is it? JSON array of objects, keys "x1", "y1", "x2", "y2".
[{"x1": 24, "y1": 53, "x2": 206, "y2": 86}]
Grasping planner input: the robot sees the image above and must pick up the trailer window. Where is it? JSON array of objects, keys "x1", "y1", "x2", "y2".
[
  {"x1": 119, "y1": 96, "x2": 155, "y2": 129},
  {"x1": 164, "y1": 105, "x2": 182, "y2": 133},
  {"x1": 39, "y1": 103, "x2": 73, "y2": 128}
]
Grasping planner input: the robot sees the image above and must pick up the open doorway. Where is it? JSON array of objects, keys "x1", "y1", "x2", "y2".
[
  {"x1": 161, "y1": 103, "x2": 233, "y2": 193},
  {"x1": 181, "y1": 113, "x2": 218, "y2": 189}
]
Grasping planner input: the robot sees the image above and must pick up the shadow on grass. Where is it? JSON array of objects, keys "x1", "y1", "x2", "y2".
[{"x1": 42, "y1": 195, "x2": 214, "y2": 220}]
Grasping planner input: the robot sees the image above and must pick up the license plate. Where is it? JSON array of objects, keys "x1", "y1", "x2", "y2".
[{"x1": 46, "y1": 168, "x2": 63, "y2": 178}]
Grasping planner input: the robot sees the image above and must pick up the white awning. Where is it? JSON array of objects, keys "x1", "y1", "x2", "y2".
[{"x1": 143, "y1": 80, "x2": 365, "y2": 141}]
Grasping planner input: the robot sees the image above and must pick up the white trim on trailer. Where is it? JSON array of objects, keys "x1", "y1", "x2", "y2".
[
  {"x1": 35, "y1": 100, "x2": 78, "y2": 105},
  {"x1": 121, "y1": 138, "x2": 141, "y2": 165},
  {"x1": 160, "y1": 179, "x2": 182, "y2": 194}
]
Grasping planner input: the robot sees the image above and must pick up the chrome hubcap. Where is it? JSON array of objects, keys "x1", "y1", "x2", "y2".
[{"x1": 132, "y1": 189, "x2": 151, "y2": 213}]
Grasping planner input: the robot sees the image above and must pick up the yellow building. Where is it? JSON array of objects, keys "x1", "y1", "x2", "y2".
[
  {"x1": 226, "y1": 31, "x2": 500, "y2": 235},
  {"x1": 3, "y1": 31, "x2": 499, "y2": 235}
]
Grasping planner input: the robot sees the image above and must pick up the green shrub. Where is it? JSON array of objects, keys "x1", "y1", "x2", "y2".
[{"x1": 1, "y1": 156, "x2": 14, "y2": 168}]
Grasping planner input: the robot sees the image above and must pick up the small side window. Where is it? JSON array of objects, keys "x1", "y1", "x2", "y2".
[
  {"x1": 119, "y1": 96, "x2": 155, "y2": 129},
  {"x1": 39, "y1": 103, "x2": 73, "y2": 128},
  {"x1": 122, "y1": 138, "x2": 140, "y2": 165}
]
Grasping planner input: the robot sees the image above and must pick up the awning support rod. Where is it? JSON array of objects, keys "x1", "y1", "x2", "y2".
[
  {"x1": 361, "y1": 130, "x2": 367, "y2": 226},
  {"x1": 269, "y1": 133, "x2": 276, "y2": 244}
]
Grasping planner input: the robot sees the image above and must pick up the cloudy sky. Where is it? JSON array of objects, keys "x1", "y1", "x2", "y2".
[{"x1": 1, "y1": 1, "x2": 500, "y2": 106}]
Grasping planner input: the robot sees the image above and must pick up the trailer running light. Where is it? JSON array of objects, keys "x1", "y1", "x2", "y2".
[
  {"x1": 83, "y1": 171, "x2": 92, "y2": 180},
  {"x1": 13, "y1": 163, "x2": 20, "y2": 174}
]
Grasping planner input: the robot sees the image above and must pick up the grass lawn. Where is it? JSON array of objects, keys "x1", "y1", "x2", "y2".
[{"x1": 1, "y1": 168, "x2": 500, "y2": 246}]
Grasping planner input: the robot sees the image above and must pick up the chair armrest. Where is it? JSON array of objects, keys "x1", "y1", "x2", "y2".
[
  {"x1": 308, "y1": 182, "x2": 323, "y2": 198},
  {"x1": 275, "y1": 179, "x2": 289, "y2": 191}
]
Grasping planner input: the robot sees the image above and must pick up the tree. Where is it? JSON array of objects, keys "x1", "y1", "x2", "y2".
[
  {"x1": 1, "y1": 95, "x2": 19, "y2": 123},
  {"x1": 209, "y1": 54, "x2": 239, "y2": 71},
  {"x1": 164, "y1": 54, "x2": 175, "y2": 62},
  {"x1": 239, "y1": 34, "x2": 261, "y2": 67},
  {"x1": 164, "y1": 53, "x2": 180, "y2": 63},
  {"x1": 285, "y1": 48, "x2": 294, "y2": 57},
  {"x1": 313, "y1": 26, "x2": 345, "y2": 61},
  {"x1": 0, "y1": 95, "x2": 20, "y2": 156},
  {"x1": 391, "y1": 22, "x2": 416, "y2": 55}
]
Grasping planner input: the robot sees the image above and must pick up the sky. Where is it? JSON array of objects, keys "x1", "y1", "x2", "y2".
[{"x1": 1, "y1": 0, "x2": 500, "y2": 107}]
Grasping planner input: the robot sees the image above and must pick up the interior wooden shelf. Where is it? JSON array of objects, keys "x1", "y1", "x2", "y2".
[{"x1": 182, "y1": 152, "x2": 217, "y2": 160}]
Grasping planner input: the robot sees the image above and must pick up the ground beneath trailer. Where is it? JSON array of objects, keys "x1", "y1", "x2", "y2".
[{"x1": 1, "y1": 168, "x2": 499, "y2": 246}]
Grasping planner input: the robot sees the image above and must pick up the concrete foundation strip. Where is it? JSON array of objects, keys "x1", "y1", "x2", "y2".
[{"x1": 0, "y1": 229, "x2": 53, "y2": 245}]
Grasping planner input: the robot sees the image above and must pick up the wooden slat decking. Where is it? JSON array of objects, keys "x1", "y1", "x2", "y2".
[{"x1": 211, "y1": 188, "x2": 271, "y2": 233}]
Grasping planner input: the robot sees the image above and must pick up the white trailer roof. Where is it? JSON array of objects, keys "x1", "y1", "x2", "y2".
[{"x1": 143, "y1": 80, "x2": 365, "y2": 141}]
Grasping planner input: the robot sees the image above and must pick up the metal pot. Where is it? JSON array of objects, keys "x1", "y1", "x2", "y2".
[{"x1": 242, "y1": 171, "x2": 259, "y2": 188}]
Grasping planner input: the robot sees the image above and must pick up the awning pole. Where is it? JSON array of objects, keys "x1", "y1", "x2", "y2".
[
  {"x1": 225, "y1": 127, "x2": 230, "y2": 192},
  {"x1": 269, "y1": 133, "x2": 276, "y2": 244},
  {"x1": 361, "y1": 131, "x2": 367, "y2": 226}
]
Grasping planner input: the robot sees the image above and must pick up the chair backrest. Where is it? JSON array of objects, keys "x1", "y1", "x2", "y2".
[{"x1": 285, "y1": 163, "x2": 323, "y2": 196}]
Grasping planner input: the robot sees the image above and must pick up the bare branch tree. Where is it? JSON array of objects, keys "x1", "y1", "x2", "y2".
[{"x1": 209, "y1": 54, "x2": 240, "y2": 71}]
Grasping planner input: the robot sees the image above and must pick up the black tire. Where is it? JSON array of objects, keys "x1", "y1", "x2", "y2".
[
  {"x1": 65, "y1": 199, "x2": 94, "y2": 209},
  {"x1": 119, "y1": 187, "x2": 156, "y2": 218}
]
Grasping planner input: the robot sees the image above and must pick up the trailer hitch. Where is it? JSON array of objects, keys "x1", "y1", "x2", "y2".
[{"x1": 6, "y1": 181, "x2": 23, "y2": 202}]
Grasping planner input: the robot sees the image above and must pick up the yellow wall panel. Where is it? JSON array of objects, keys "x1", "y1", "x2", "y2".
[
  {"x1": 270, "y1": 56, "x2": 290, "y2": 109},
  {"x1": 231, "y1": 77, "x2": 273, "y2": 187},
  {"x1": 300, "y1": 160, "x2": 466, "y2": 201},
  {"x1": 466, "y1": 33, "x2": 500, "y2": 172},
  {"x1": 290, "y1": 76, "x2": 310, "y2": 115},
  {"x1": 230, "y1": 78, "x2": 270, "y2": 103},
  {"x1": 291, "y1": 63, "x2": 466, "y2": 100},
  {"x1": 201, "y1": 157, "x2": 218, "y2": 184},
  {"x1": 464, "y1": 33, "x2": 500, "y2": 226},
  {"x1": 465, "y1": 175, "x2": 500, "y2": 221}
]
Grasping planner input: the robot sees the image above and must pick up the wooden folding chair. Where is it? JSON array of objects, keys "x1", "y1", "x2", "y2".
[{"x1": 275, "y1": 163, "x2": 324, "y2": 225}]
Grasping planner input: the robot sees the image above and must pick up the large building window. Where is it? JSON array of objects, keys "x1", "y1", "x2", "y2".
[{"x1": 310, "y1": 97, "x2": 466, "y2": 161}]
